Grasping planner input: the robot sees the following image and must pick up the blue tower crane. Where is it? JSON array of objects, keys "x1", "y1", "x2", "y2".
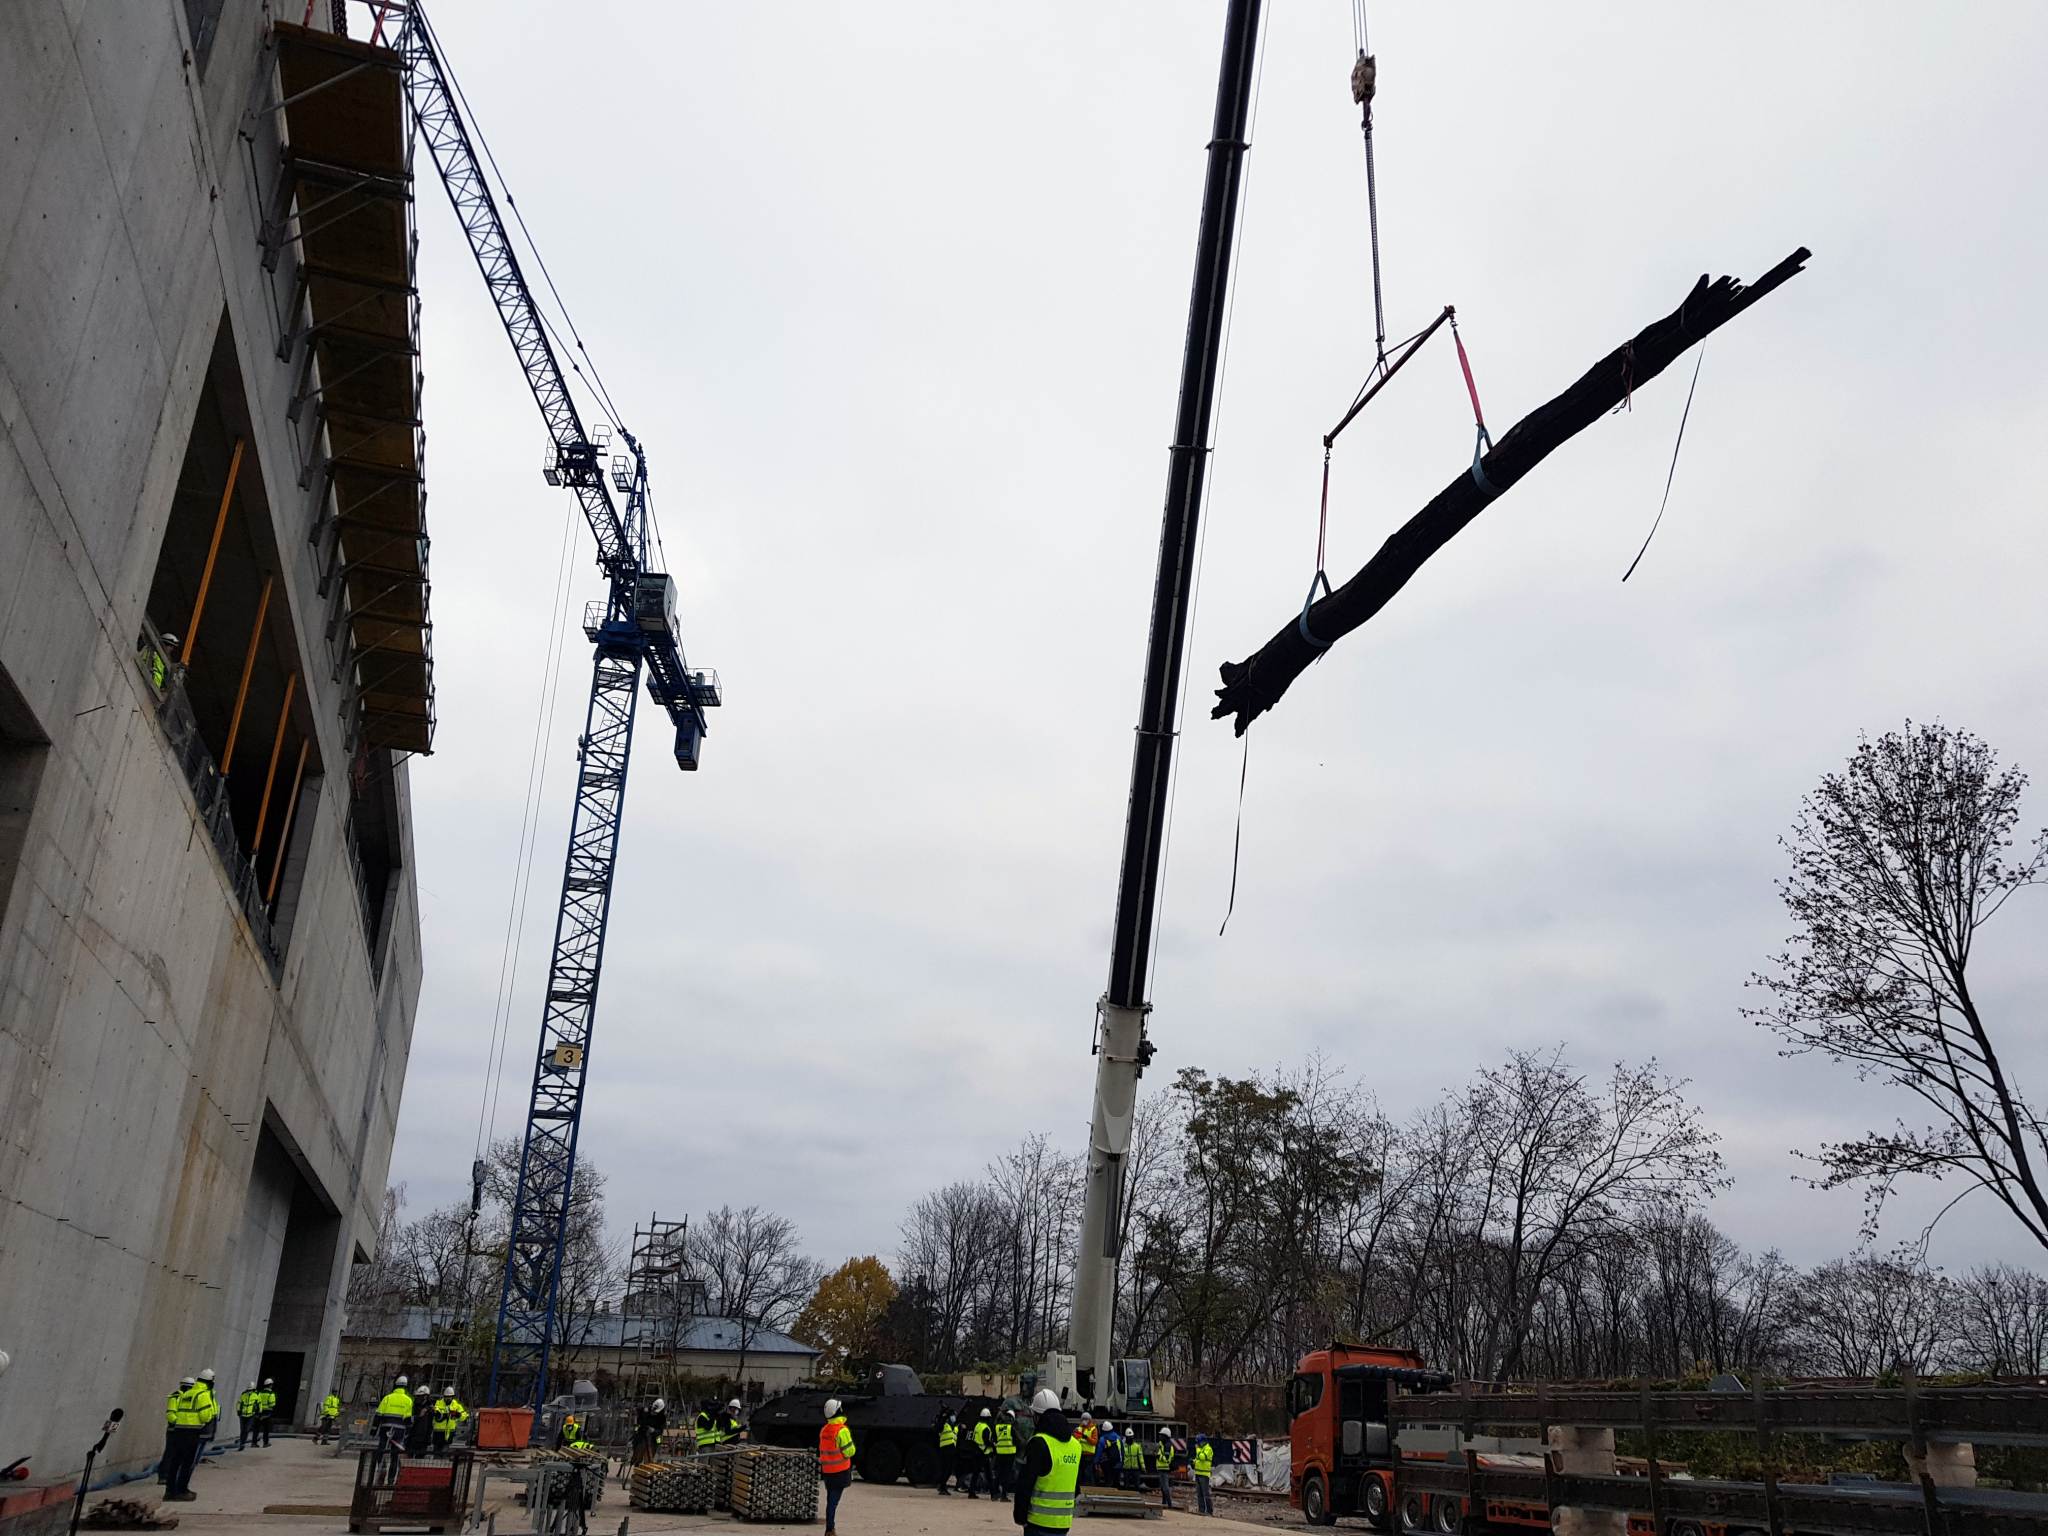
[{"x1": 396, "y1": 7, "x2": 719, "y2": 1410}]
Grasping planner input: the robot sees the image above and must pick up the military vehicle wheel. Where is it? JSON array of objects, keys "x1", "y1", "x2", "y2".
[
  {"x1": 858, "y1": 1439, "x2": 904, "y2": 1484},
  {"x1": 1303, "y1": 1473, "x2": 1337, "y2": 1527},
  {"x1": 905, "y1": 1441, "x2": 940, "y2": 1486}
]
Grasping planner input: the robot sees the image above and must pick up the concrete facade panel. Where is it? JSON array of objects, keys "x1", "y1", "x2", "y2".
[{"x1": 0, "y1": 0, "x2": 426, "y2": 1481}]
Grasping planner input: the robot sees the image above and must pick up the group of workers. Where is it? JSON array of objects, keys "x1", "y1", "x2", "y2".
[
  {"x1": 153, "y1": 1369, "x2": 371, "y2": 1501},
  {"x1": 371, "y1": 1376, "x2": 472, "y2": 1476},
  {"x1": 918, "y1": 1399, "x2": 1214, "y2": 1512},
  {"x1": 920, "y1": 1390, "x2": 1219, "y2": 1534}
]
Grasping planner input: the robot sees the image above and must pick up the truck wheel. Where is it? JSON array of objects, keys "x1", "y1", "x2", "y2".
[
  {"x1": 1433, "y1": 1496, "x2": 1463, "y2": 1534},
  {"x1": 905, "y1": 1441, "x2": 940, "y2": 1486},
  {"x1": 1363, "y1": 1477, "x2": 1390, "y2": 1529},
  {"x1": 857, "y1": 1439, "x2": 903, "y2": 1484},
  {"x1": 1399, "y1": 1491, "x2": 1429, "y2": 1533},
  {"x1": 1303, "y1": 1473, "x2": 1337, "y2": 1527}
]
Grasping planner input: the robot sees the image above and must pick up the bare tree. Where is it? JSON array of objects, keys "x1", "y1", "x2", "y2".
[
  {"x1": 691, "y1": 1205, "x2": 824, "y2": 1380},
  {"x1": 1461, "y1": 1049, "x2": 1725, "y2": 1380},
  {"x1": 1786, "y1": 1251, "x2": 1959, "y2": 1376},
  {"x1": 1954, "y1": 1263, "x2": 2048, "y2": 1375},
  {"x1": 1751, "y1": 723, "x2": 2048, "y2": 1250},
  {"x1": 479, "y1": 1137, "x2": 621, "y2": 1348}
]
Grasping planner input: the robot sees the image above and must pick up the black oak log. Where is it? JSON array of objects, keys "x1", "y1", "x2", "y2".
[{"x1": 1211, "y1": 248, "x2": 1811, "y2": 735}]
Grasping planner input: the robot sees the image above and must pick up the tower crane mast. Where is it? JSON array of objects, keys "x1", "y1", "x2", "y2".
[{"x1": 396, "y1": 5, "x2": 720, "y2": 1410}]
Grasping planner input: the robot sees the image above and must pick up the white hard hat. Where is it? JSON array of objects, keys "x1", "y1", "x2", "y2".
[
  {"x1": 262, "y1": 1377, "x2": 273, "y2": 1386},
  {"x1": 180, "y1": 1377, "x2": 195, "y2": 1387},
  {"x1": 1032, "y1": 1390, "x2": 1059, "y2": 1412},
  {"x1": 824, "y1": 1399, "x2": 842, "y2": 1418},
  {"x1": 0, "y1": 1350, "x2": 10, "y2": 1377},
  {"x1": 980, "y1": 1408, "x2": 991, "y2": 1418},
  {"x1": 444, "y1": 1388, "x2": 456, "y2": 1397},
  {"x1": 729, "y1": 1399, "x2": 742, "y2": 1412},
  {"x1": 200, "y1": 1368, "x2": 215, "y2": 1381},
  {"x1": 1101, "y1": 1422, "x2": 1113, "y2": 1433},
  {"x1": 653, "y1": 1399, "x2": 666, "y2": 1412},
  {"x1": 396, "y1": 1375, "x2": 408, "y2": 1386}
]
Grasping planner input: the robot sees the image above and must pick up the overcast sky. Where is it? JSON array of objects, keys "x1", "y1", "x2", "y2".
[{"x1": 383, "y1": 1, "x2": 2048, "y2": 1282}]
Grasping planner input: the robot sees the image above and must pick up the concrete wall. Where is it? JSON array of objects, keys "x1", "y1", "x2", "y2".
[{"x1": 0, "y1": 0, "x2": 424, "y2": 1476}]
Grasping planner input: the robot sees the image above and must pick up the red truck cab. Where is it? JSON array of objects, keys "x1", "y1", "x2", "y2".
[{"x1": 1286, "y1": 1343, "x2": 1452, "y2": 1527}]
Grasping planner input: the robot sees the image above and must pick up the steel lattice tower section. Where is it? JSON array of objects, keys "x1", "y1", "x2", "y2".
[{"x1": 396, "y1": 5, "x2": 720, "y2": 1412}]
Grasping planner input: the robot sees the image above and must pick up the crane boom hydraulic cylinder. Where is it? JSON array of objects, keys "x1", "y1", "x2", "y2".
[{"x1": 1070, "y1": 0, "x2": 1264, "y2": 1403}]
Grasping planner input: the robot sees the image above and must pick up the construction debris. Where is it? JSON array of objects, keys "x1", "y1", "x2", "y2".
[
  {"x1": 1211, "y1": 249, "x2": 1812, "y2": 735},
  {"x1": 81, "y1": 1499, "x2": 178, "y2": 1529}
]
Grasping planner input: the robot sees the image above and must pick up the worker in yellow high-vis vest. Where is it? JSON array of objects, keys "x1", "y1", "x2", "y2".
[
  {"x1": 373, "y1": 1375, "x2": 414, "y2": 1481},
  {"x1": 992, "y1": 1410, "x2": 1018, "y2": 1496},
  {"x1": 1192, "y1": 1434, "x2": 1215, "y2": 1516},
  {"x1": 1013, "y1": 1390, "x2": 1082, "y2": 1536},
  {"x1": 935, "y1": 1409, "x2": 960, "y2": 1495}
]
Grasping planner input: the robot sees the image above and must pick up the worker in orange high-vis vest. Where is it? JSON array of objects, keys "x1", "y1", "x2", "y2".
[{"x1": 819, "y1": 1398, "x2": 857, "y2": 1535}]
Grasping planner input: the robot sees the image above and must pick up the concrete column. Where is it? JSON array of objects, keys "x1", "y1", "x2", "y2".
[
  {"x1": 1548, "y1": 1426, "x2": 1626, "y2": 1536},
  {"x1": 1904, "y1": 1442, "x2": 1976, "y2": 1488}
]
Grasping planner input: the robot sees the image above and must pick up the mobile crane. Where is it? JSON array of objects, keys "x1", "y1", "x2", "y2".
[
  {"x1": 394, "y1": 5, "x2": 720, "y2": 1409},
  {"x1": 1064, "y1": 0, "x2": 1263, "y2": 1416}
]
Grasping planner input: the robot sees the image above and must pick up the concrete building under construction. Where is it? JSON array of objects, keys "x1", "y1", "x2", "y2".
[{"x1": 0, "y1": 1, "x2": 431, "y2": 1479}]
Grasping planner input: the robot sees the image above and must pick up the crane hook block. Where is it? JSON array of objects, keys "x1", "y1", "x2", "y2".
[
  {"x1": 674, "y1": 715, "x2": 704, "y2": 772},
  {"x1": 1352, "y1": 51, "x2": 1376, "y2": 107}
]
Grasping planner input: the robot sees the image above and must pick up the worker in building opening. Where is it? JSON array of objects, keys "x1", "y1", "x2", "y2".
[
  {"x1": 818, "y1": 1397, "x2": 856, "y2": 1536},
  {"x1": 1074, "y1": 1414, "x2": 1099, "y2": 1487},
  {"x1": 965, "y1": 1407, "x2": 993, "y2": 1498},
  {"x1": 236, "y1": 1383, "x2": 262, "y2": 1450},
  {"x1": 1120, "y1": 1427, "x2": 1145, "y2": 1491},
  {"x1": 137, "y1": 628, "x2": 178, "y2": 693},
  {"x1": 159, "y1": 1373, "x2": 214, "y2": 1502},
  {"x1": 992, "y1": 1407, "x2": 1018, "y2": 1496},
  {"x1": 934, "y1": 1408, "x2": 958, "y2": 1495},
  {"x1": 432, "y1": 1387, "x2": 468, "y2": 1453},
  {"x1": 373, "y1": 1375, "x2": 414, "y2": 1480},
  {"x1": 719, "y1": 1397, "x2": 746, "y2": 1445},
  {"x1": 1153, "y1": 1432, "x2": 1177, "y2": 1508},
  {"x1": 317, "y1": 1389, "x2": 342, "y2": 1447},
  {"x1": 1013, "y1": 1389, "x2": 1081, "y2": 1536},
  {"x1": 254, "y1": 1376, "x2": 277, "y2": 1447},
  {"x1": 633, "y1": 1398, "x2": 668, "y2": 1465},
  {"x1": 1191, "y1": 1433, "x2": 1215, "y2": 1516}
]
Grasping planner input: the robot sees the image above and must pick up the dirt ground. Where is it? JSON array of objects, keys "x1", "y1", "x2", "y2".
[{"x1": 93, "y1": 1438, "x2": 1311, "y2": 1536}]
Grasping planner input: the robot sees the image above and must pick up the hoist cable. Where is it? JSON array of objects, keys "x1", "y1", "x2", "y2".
[{"x1": 1622, "y1": 348, "x2": 1704, "y2": 582}]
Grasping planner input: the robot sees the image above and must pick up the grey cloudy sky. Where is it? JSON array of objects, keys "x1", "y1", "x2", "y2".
[{"x1": 387, "y1": 1, "x2": 2048, "y2": 1279}]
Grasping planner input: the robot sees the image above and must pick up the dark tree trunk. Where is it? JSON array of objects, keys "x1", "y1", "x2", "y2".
[{"x1": 1212, "y1": 248, "x2": 1811, "y2": 734}]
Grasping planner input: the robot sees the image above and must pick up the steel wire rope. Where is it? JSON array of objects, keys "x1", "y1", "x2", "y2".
[
  {"x1": 474, "y1": 498, "x2": 587, "y2": 1160},
  {"x1": 422, "y1": 9, "x2": 634, "y2": 441},
  {"x1": 424, "y1": 12, "x2": 686, "y2": 593},
  {"x1": 1149, "y1": 0, "x2": 1271, "y2": 983}
]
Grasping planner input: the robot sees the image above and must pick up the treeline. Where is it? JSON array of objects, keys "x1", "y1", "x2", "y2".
[
  {"x1": 887, "y1": 1050, "x2": 2048, "y2": 1383},
  {"x1": 347, "y1": 1137, "x2": 822, "y2": 1367}
]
